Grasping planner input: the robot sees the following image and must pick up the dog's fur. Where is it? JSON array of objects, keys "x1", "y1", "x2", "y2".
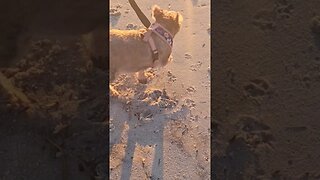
[
  {"x1": 81, "y1": 26, "x2": 108, "y2": 72},
  {"x1": 110, "y1": 5, "x2": 183, "y2": 83}
]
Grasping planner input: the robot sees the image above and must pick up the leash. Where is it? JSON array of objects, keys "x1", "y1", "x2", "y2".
[
  {"x1": 128, "y1": 0, "x2": 158, "y2": 64},
  {"x1": 128, "y1": 0, "x2": 151, "y2": 28}
]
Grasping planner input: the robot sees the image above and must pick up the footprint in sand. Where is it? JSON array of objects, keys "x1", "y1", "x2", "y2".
[
  {"x1": 190, "y1": 61, "x2": 202, "y2": 71},
  {"x1": 110, "y1": 8, "x2": 121, "y2": 17},
  {"x1": 186, "y1": 86, "x2": 196, "y2": 94},
  {"x1": 237, "y1": 115, "x2": 270, "y2": 132},
  {"x1": 235, "y1": 115, "x2": 274, "y2": 148},
  {"x1": 184, "y1": 98, "x2": 196, "y2": 108},
  {"x1": 243, "y1": 78, "x2": 270, "y2": 98},
  {"x1": 197, "y1": 3, "x2": 208, "y2": 8},
  {"x1": 167, "y1": 70, "x2": 177, "y2": 82},
  {"x1": 253, "y1": 9, "x2": 276, "y2": 31},
  {"x1": 253, "y1": 0, "x2": 294, "y2": 30},
  {"x1": 275, "y1": 0, "x2": 294, "y2": 19},
  {"x1": 185, "y1": 53, "x2": 192, "y2": 60}
]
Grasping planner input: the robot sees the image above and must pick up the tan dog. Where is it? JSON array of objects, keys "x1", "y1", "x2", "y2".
[{"x1": 110, "y1": 5, "x2": 183, "y2": 85}]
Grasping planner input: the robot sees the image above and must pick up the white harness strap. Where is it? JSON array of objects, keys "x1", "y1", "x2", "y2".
[
  {"x1": 143, "y1": 30, "x2": 159, "y2": 63},
  {"x1": 142, "y1": 23, "x2": 173, "y2": 67}
]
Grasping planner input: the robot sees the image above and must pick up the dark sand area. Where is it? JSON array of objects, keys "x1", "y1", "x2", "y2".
[
  {"x1": 0, "y1": 0, "x2": 108, "y2": 179},
  {"x1": 213, "y1": 0, "x2": 320, "y2": 179}
]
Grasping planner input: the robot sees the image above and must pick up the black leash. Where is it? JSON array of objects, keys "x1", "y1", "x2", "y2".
[{"x1": 128, "y1": 0, "x2": 151, "y2": 28}]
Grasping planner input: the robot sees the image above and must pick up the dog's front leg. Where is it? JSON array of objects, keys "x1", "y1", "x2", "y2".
[{"x1": 136, "y1": 70, "x2": 148, "y2": 84}]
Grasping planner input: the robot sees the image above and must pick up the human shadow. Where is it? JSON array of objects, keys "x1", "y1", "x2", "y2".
[{"x1": 110, "y1": 78, "x2": 190, "y2": 180}]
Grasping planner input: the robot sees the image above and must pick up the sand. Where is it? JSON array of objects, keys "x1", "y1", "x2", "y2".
[
  {"x1": 0, "y1": 1, "x2": 108, "y2": 179},
  {"x1": 0, "y1": 0, "x2": 210, "y2": 179},
  {"x1": 109, "y1": 0, "x2": 211, "y2": 179},
  {"x1": 213, "y1": 0, "x2": 320, "y2": 179},
  {"x1": 2, "y1": 0, "x2": 320, "y2": 179}
]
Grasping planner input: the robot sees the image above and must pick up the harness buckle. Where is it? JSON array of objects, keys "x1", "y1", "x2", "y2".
[{"x1": 152, "y1": 50, "x2": 159, "y2": 61}]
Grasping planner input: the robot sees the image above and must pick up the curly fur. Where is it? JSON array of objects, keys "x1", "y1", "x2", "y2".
[{"x1": 110, "y1": 5, "x2": 183, "y2": 83}]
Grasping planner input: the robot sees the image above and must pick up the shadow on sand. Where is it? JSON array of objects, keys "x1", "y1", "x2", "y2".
[{"x1": 110, "y1": 81, "x2": 190, "y2": 180}]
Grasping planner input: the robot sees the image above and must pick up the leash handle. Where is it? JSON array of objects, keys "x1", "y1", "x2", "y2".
[{"x1": 128, "y1": 0, "x2": 151, "y2": 28}]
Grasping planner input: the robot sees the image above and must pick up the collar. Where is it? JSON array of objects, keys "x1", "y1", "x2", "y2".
[{"x1": 142, "y1": 23, "x2": 173, "y2": 66}]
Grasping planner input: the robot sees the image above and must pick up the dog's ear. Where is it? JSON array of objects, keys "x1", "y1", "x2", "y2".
[
  {"x1": 175, "y1": 13, "x2": 183, "y2": 25},
  {"x1": 152, "y1": 5, "x2": 163, "y2": 20}
]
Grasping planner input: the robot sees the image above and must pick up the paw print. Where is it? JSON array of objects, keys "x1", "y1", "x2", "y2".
[{"x1": 244, "y1": 78, "x2": 270, "y2": 98}]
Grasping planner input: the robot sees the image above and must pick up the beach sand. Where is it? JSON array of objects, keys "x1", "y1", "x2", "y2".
[
  {"x1": 0, "y1": 0, "x2": 108, "y2": 179},
  {"x1": 213, "y1": 0, "x2": 320, "y2": 179},
  {"x1": 109, "y1": 0, "x2": 211, "y2": 179}
]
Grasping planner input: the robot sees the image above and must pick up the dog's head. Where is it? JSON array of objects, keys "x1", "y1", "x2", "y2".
[{"x1": 152, "y1": 5, "x2": 183, "y2": 37}]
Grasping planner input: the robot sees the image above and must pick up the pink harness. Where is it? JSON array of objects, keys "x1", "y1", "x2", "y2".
[{"x1": 142, "y1": 23, "x2": 173, "y2": 66}]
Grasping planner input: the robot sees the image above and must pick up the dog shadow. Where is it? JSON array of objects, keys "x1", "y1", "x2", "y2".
[{"x1": 110, "y1": 80, "x2": 190, "y2": 180}]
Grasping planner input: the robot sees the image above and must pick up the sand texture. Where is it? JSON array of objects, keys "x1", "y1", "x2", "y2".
[
  {"x1": 213, "y1": 0, "x2": 320, "y2": 179},
  {"x1": 109, "y1": 0, "x2": 211, "y2": 179}
]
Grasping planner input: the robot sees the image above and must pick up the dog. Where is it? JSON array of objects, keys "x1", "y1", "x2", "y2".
[
  {"x1": 81, "y1": 26, "x2": 108, "y2": 72},
  {"x1": 110, "y1": 5, "x2": 183, "y2": 85}
]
